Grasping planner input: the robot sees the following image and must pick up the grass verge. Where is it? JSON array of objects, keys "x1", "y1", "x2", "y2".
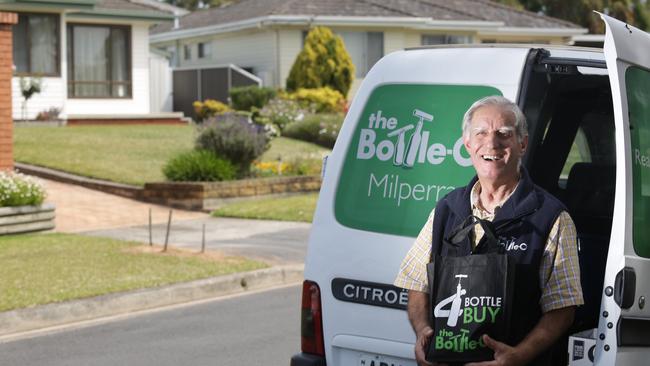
[
  {"x1": 0, "y1": 233, "x2": 267, "y2": 312},
  {"x1": 212, "y1": 193, "x2": 318, "y2": 222}
]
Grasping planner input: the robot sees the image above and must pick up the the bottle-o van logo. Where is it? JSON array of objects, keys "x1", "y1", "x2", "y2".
[{"x1": 356, "y1": 109, "x2": 472, "y2": 168}]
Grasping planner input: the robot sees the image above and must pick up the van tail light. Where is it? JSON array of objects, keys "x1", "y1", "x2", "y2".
[{"x1": 300, "y1": 280, "x2": 325, "y2": 358}]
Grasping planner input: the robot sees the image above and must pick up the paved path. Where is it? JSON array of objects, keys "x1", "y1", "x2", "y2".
[
  {"x1": 43, "y1": 179, "x2": 207, "y2": 233},
  {"x1": 41, "y1": 178, "x2": 311, "y2": 265}
]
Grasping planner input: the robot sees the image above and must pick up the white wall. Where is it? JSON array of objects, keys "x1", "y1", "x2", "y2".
[
  {"x1": 276, "y1": 29, "x2": 302, "y2": 89},
  {"x1": 66, "y1": 23, "x2": 151, "y2": 115},
  {"x1": 149, "y1": 52, "x2": 173, "y2": 112},
  {"x1": 175, "y1": 30, "x2": 277, "y2": 87},
  {"x1": 12, "y1": 77, "x2": 65, "y2": 120}
]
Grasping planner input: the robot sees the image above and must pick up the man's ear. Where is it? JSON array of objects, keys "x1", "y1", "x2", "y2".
[
  {"x1": 463, "y1": 134, "x2": 471, "y2": 150},
  {"x1": 520, "y1": 135, "x2": 529, "y2": 153}
]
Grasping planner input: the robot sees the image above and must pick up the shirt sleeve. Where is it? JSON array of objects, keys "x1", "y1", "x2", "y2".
[
  {"x1": 539, "y1": 211, "x2": 585, "y2": 312},
  {"x1": 394, "y1": 209, "x2": 434, "y2": 293}
]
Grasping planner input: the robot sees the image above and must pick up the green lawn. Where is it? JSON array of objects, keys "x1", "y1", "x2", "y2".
[
  {"x1": 260, "y1": 137, "x2": 330, "y2": 162},
  {"x1": 213, "y1": 193, "x2": 319, "y2": 222},
  {"x1": 0, "y1": 233, "x2": 266, "y2": 312},
  {"x1": 14, "y1": 125, "x2": 195, "y2": 186},
  {"x1": 13, "y1": 126, "x2": 330, "y2": 186}
]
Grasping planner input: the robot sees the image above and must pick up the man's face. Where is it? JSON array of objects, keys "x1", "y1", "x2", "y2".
[{"x1": 463, "y1": 105, "x2": 527, "y2": 185}]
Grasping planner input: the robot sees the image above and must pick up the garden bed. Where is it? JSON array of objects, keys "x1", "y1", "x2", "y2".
[
  {"x1": 142, "y1": 175, "x2": 322, "y2": 211},
  {"x1": 0, "y1": 203, "x2": 55, "y2": 235}
]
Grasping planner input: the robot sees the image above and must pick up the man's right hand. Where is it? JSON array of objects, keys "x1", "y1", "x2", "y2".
[
  {"x1": 415, "y1": 326, "x2": 449, "y2": 366},
  {"x1": 408, "y1": 290, "x2": 448, "y2": 366},
  {"x1": 414, "y1": 325, "x2": 434, "y2": 365}
]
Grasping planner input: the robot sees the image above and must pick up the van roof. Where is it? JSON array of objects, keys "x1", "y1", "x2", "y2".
[{"x1": 405, "y1": 43, "x2": 603, "y2": 54}]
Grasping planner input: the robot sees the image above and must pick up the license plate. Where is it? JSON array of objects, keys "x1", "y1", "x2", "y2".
[{"x1": 359, "y1": 353, "x2": 407, "y2": 366}]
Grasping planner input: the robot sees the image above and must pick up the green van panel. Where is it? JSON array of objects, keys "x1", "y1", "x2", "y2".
[
  {"x1": 334, "y1": 84, "x2": 501, "y2": 237},
  {"x1": 627, "y1": 66, "x2": 650, "y2": 258}
]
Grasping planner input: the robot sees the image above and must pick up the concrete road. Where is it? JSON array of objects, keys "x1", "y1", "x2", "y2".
[
  {"x1": 0, "y1": 285, "x2": 302, "y2": 366},
  {"x1": 83, "y1": 217, "x2": 312, "y2": 265}
]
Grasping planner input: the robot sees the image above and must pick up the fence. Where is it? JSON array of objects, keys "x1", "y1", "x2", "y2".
[{"x1": 172, "y1": 64, "x2": 261, "y2": 120}]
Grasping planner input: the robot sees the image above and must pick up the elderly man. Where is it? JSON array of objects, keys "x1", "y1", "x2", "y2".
[{"x1": 394, "y1": 96, "x2": 583, "y2": 366}]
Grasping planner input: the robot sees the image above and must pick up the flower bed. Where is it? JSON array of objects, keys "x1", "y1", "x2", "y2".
[{"x1": 0, "y1": 171, "x2": 54, "y2": 234}]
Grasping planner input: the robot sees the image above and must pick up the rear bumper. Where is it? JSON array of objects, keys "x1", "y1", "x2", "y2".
[{"x1": 290, "y1": 353, "x2": 326, "y2": 366}]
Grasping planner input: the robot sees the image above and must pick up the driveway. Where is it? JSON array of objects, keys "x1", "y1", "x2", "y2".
[{"x1": 41, "y1": 178, "x2": 311, "y2": 265}]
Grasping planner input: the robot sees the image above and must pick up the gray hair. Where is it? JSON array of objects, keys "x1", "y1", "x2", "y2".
[{"x1": 461, "y1": 96, "x2": 528, "y2": 141}]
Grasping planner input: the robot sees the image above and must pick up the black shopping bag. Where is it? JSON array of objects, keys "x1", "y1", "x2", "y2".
[{"x1": 426, "y1": 216, "x2": 515, "y2": 363}]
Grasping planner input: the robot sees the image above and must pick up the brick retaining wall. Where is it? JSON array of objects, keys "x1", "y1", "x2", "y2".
[
  {"x1": 17, "y1": 163, "x2": 321, "y2": 211},
  {"x1": 143, "y1": 176, "x2": 322, "y2": 210}
]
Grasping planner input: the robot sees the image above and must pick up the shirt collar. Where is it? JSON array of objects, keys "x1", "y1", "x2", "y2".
[{"x1": 470, "y1": 180, "x2": 519, "y2": 215}]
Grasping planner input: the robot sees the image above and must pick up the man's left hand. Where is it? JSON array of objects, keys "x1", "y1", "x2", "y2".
[{"x1": 464, "y1": 334, "x2": 525, "y2": 366}]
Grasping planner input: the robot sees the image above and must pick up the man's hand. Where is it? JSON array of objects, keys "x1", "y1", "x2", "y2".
[
  {"x1": 414, "y1": 325, "x2": 434, "y2": 366},
  {"x1": 407, "y1": 290, "x2": 449, "y2": 366},
  {"x1": 466, "y1": 307, "x2": 576, "y2": 366},
  {"x1": 465, "y1": 334, "x2": 524, "y2": 366}
]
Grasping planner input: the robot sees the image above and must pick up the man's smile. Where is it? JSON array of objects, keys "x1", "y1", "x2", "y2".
[{"x1": 481, "y1": 154, "x2": 503, "y2": 162}]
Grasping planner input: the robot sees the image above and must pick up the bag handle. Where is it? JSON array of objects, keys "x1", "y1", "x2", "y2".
[{"x1": 445, "y1": 215, "x2": 504, "y2": 254}]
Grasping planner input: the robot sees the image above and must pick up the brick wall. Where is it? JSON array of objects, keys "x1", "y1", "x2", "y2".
[{"x1": 0, "y1": 12, "x2": 17, "y2": 171}]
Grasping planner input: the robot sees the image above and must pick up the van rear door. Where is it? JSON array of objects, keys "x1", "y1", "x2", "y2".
[{"x1": 598, "y1": 13, "x2": 650, "y2": 365}]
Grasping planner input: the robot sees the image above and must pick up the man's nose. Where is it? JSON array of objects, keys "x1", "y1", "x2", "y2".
[{"x1": 486, "y1": 131, "x2": 500, "y2": 148}]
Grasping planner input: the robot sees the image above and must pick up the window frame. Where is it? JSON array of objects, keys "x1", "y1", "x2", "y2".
[
  {"x1": 66, "y1": 22, "x2": 132, "y2": 99},
  {"x1": 13, "y1": 12, "x2": 61, "y2": 77}
]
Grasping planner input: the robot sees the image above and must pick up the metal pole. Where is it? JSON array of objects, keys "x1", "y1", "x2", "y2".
[
  {"x1": 201, "y1": 223, "x2": 206, "y2": 253},
  {"x1": 148, "y1": 208, "x2": 152, "y2": 246},
  {"x1": 163, "y1": 210, "x2": 172, "y2": 252}
]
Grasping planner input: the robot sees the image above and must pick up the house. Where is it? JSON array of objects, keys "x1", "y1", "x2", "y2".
[
  {"x1": 150, "y1": 0, "x2": 587, "y2": 99},
  {"x1": 3, "y1": 0, "x2": 186, "y2": 123}
]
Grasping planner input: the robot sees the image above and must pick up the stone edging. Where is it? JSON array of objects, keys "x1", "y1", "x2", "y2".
[
  {"x1": 0, "y1": 264, "x2": 304, "y2": 338},
  {"x1": 15, "y1": 163, "x2": 321, "y2": 211}
]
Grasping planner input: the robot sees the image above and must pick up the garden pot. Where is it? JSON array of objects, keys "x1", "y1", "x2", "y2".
[{"x1": 0, "y1": 203, "x2": 55, "y2": 235}]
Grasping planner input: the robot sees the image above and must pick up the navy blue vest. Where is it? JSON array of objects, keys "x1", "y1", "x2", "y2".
[{"x1": 430, "y1": 168, "x2": 566, "y2": 365}]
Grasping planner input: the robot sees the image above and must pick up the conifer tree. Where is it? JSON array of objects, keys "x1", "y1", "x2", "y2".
[{"x1": 286, "y1": 26, "x2": 355, "y2": 97}]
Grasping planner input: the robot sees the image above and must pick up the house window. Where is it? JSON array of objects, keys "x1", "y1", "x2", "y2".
[
  {"x1": 13, "y1": 13, "x2": 60, "y2": 76},
  {"x1": 67, "y1": 23, "x2": 131, "y2": 98},
  {"x1": 198, "y1": 42, "x2": 211, "y2": 58},
  {"x1": 184, "y1": 44, "x2": 192, "y2": 60},
  {"x1": 338, "y1": 31, "x2": 384, "y2": 78},
  {"x1": 421, "y1": 34, "x2": 472, "y2": 45}
]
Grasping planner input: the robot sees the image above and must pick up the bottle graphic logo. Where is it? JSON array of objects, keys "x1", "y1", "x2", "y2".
[{"x1": 434, "y1": 274, "x2": 467, "y2": 327}]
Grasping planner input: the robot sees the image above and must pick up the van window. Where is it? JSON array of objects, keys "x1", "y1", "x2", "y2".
[
  {"x1": 334, "y1": 84, "x2": 500, "y2": 237},
  {"x1": 560, "y1": 128, "x2": 591, "y2": 181},
  {"x1": 626, "y1": 66, "x2": 650, "y2": 258}
]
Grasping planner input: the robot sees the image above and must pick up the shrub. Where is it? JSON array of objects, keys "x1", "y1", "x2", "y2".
[
  {"x1": 257, "y1": 97, "x2": 307, "y2": 133},
  {"x1": 229, "y1": 86, "x2": 277, "y2": 111},
  {"x1": 163, "y1": 150, "x2": 236, "y2": 182},
  {"x1": 195, "y1": 115, "x2": 270, "y2": 176},
  {"x1": 286, "y1": 26, "x2": 355, "y2": 97},
  {"x1": 283, "y1": 113, "x2": 343, "y2": 148},
  {"x1": 0, "y1": 171, "x2": 46, "y2": 207},
  {"x1": 35, "y1": 107, "x2": 61, "y2": 121},
  {"x1": 289, "y1": 87, "x2": 346, "y2": 113},
  {"x1": 193, "y1": 99, "x2": 231, "y2": 122}
]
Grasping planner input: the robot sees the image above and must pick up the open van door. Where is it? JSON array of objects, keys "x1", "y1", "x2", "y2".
[{"x1": 598, "y1": 13, "x2": 650, "y2": 365}]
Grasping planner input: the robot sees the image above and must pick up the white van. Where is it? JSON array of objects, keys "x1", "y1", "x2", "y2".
[{"x1": 291, "y1": 14, "x2": 650, "y2": 366}]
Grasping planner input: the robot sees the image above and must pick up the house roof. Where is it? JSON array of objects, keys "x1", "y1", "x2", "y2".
[
  {"x1": 71, "y1": 0, "x2": 177, "y2": 20},
  {"x1": 0, "y1": 0, "x2": 179, "y2": 21},
  {"x1": 151, "y1": 0, "x2": 582, "y2": 36}
]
